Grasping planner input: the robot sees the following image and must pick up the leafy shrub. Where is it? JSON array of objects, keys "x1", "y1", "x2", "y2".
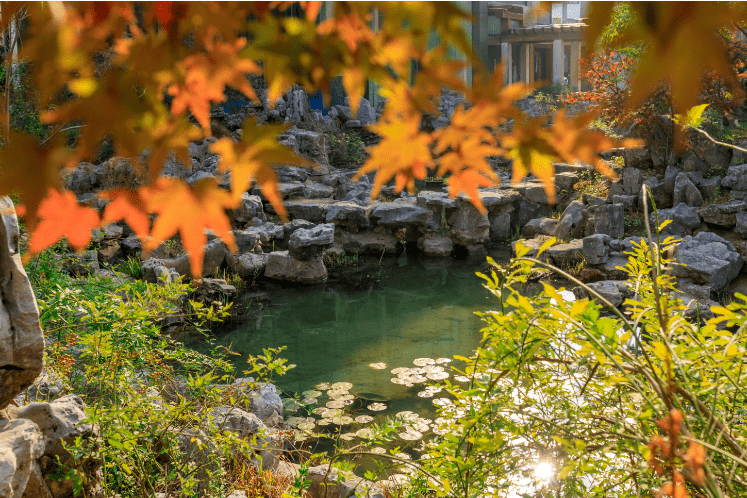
[{"x1": 328, "y1": 132, "x2": 365, "y2": 167}]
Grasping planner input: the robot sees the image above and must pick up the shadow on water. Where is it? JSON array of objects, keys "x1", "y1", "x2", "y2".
[{"x1": 188, "y1": 248, "x2": 522, "y2": 416}]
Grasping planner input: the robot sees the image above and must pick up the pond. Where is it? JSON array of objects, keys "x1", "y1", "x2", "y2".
[{"x1": 189, "y1": 249, "x2": 515, "y2": 418}]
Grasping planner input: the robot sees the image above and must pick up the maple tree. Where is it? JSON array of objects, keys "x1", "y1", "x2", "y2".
[{"x1": 0, "y1": 1, "x2": 743, "y2": 275}]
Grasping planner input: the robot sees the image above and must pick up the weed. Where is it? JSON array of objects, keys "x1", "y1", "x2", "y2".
[
  {"x1": 323, "y1": 250, "x2": 359, "y2": 268},
  {"x1": 115, "y1": 255, "x2": 142, "y2": 279},
  {"x1": 574, "y1": 169, "x2": 610, "y2": 198}
]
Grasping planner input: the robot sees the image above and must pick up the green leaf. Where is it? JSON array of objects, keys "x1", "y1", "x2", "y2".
[{"x1": 673, "y1": 104, "x2": 709, "y2": 129}]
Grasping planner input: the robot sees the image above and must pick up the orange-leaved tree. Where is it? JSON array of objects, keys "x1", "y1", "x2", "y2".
[{"x1": 0, "y1": 1, "x2": 744, "y2": 277}]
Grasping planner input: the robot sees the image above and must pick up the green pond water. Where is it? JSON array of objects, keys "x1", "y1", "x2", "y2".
[{"x1": 189, "y1": 250, "x2": 514, "y2": 417}]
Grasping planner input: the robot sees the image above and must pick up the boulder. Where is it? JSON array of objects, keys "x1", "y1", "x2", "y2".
[
  {"x1": 304, "y1": 182, "x2": 335, "y2": 199},
  {"x1": 546, "y1": 239, "x2": 584, "y2": 265},
  {"x1": 489, "y1": 212, "x2": 512, "y2": 241},
  {"x1": 584, "y1": 204, "x2": 624, "y2": 239},
  {"x1": 226, "y1": 252, "x2": 268, "y2": 279},
  {"x1": 673, "y1": 173, "x2": 703, "y2": 207},
  {"x1": 553, "y1": 201, "x2": 586, "y2": 240},
  {"x1": 698, "y1": 200, "x2": 746, "y2": 227},
  {"x1": 355, "y1": 97, "x2": 376, "y2": 125},
  {"x1": 335, "y1": 229, "x2": 399, "y2": 255},
  {"x1": 288, "y1": 224, "x2": 334, "y2": 260},
  {"x1": 673, "y1": 232, "x2": 743, "y2": 291},
  {"x1": 583, "y1": 234, "x2": 611, "y2": 265},
  {"x1": 655, "y1": 203, "x2": 701, "y2": 236},
  {"x1": 306, "y1": 465, "x2": 385, "y2": 498},
  {"x1": 0, "y1": 419, "x2": 45, "y2": 498},
  {"x1": 229, "y1": 193, "x2": 265, "y2": 225},
  {"x1": 610, "y1": 195, "x2": 638, "y2": 211},
  {"x1": 447, "y1": 203, "x2": 489, "y2": 246},
  {"x1": 140, "y1": 258, "x2": 174, "y2": 284},
  {"x1": 737, "y1": 210, "x2": 747, "y2": 237},
  {"x1": 555, "y1": 172, "x2": 579, "y2": 192},
  {"x1": 231, "y1": 379, "x2": 284, "y2": 424},
  {"x1": 516, "y1": 199, "x2": 550, "y2": 228},
  {"x1": 264, "y1": 251, "x2": 327, "y2": 284},
  {"x1": 208, "y1": 406, "x2": 282, "y2": 470},
  {"x1": 522, "y1": 218, "x2": 558, "y2": 238},
  {"x1": 511, "y1": 237, "x2": 552, "y2": 262},
  {"x1": 573, "y1": 280, "x2": 625, "y2": 307},
  {"x1": 233, "y1": 230, "x2": 262, "y2": 253},
  {"x1": 418, "y1": 233, "x2": 453, "y2": 257},
  {"x1": 479, "y1": 190, "x2": 521, "y2": 212},
  {"x1": 0, "y1": 198, "x2": 44, "y2": 410},
  {"x1": 720, "y1": 164, "x2": 747, "y2": 191},
  {"x1": 638, "y1": 178, "x2": 672, "y2": 210},
  {"x1": 325, "y1": 202, "x2": 369, "y2": 231},
  {"x1": 11, "y1": 395, "x2": 95, "y2": 461},
  {"x1": 369, "y1": 203, "x2": 431, "y2": 227},
  {"x1": 699, "y1": 176, "x2": 722, "y2": 201},
  {"x1": 624, "y1": 147, "x2": 653, "y2": 170},
  {"x1": 284, "y1": 199, "x2": 335, "y2": 223},
  {"x1": 620, "y1": 168, "x2": 643, "y2": 195}
]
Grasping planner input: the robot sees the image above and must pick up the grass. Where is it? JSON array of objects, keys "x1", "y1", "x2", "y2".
[
  {"x1": 114, "y1": 255, "x2": 142, "y2": 279},
  {"x1": 323, "y1": 250, "x2": 359, "y2": 268},
  {"x1": 574, "y1": 169, "x2": 610, "y2": 199}
]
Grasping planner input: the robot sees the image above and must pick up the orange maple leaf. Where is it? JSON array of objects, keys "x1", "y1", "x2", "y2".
[
  {"x1": 210, "y1": 119, "x2": 309, "y2": 220},
  {"x1": 27, "y1": 189, "x2": 101, "y2": 254},
  {"x1": 99, "y1": 189, "x2": 151, "y2": 241},
  {"x1": 142, "y1": 177, "x2": 238, "y2": 278},
  {"x1": 446, "y1": 170, "x2": 495, "y2": 215}
]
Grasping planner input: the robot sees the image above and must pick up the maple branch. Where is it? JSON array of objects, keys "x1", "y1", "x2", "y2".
[
  {"x1": 687, "y1": 126, "x2": 747, "y2": 155},
  {"x1": 39, "y1": 124, "x2": 86, "y2": 147}
]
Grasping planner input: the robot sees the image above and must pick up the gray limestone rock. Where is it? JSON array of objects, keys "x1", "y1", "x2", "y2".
[
  {"x1": 664, "y1": 165, "x2": 681, "y2": 194},
  {"x1": 355, "y1": 97, "x2": 376, "y2": 125},
  {"x1": 284, "y1": 199, "x2": 335, "y2": 223},
  {"x1": 673, "y1": 173, "x2": 704, "y2": 207},
  {"x1": 573, "y1": 280, "x2": 625, "y2": 307},
  {"x1": 546, "y1": 239, "x2": 584, "y2": 265},
  {"x1": 232, "y1": 230, "x2": 262, "y2": 253},
  {"x1": 447, "y1": 203, "x2": 490, "y2": 246},
  {"x1": 698, "y1": 200, "x2": 746, "y2": 227},
  {"x1": 624, "y1": 147, "x2": 653, "y2": 170},
  {"x1": 288, "y1": 224, "x2": 335, "y2": 260},
  {"x1": 369, "y1": 203, "x2": 431, "y2": 227},
  {"x1": 0, "y1": 419, "x2": 45, "y2": 498},
  {"x1": 611, "y1": 195, "x2": 638, "y2": 211},
  {"x1": 583, "y1": 234, "x2": 611, "y2": 265},
  {"x1": 584, "y1": 204, "x2": 624, "y2": 239},
  {"x1": 229, "y1": 193, "x2": 265, "y2": 225},
  {"x1": 419, "y1": 233, "x2": 454, "y2": 257},
  {"x1": 0, "y1": 198, "x2": 44, "y2": 410},
  {"x1": 304, "y1": 182, "x2": 334, "y2": 199},
  {"x1": 326, "y1": 202, "x2": 370, "y2": 231},
  {"x1": 721, "y1": 164, "x2": 747, "y2": 191},
  {"x1": 225, "y1": 252, "x2": 268, "y2": 279},
  {"x1": 621, "y1": 167, "x2": 643, "y2": 195},
  {"x1": 673, "y1": 232, "x2": 743, "y2": 291},
  {"x1": 335, "y1": 229, "x2": 399, "y2": 255},
  {"x1": 638, "y1": 178, "x2": 672, "y2": 210},
  {"x1": 655, "y1": 203, "x2": 701, "y2": 236},
  {"x1": 522, "y1": 218, "x2": 558, "y2": 238},
  {"x1": 264, "y1": 251, "x2": 327, "y2": 284},
  {"x1": 517, "y1": 199, "x2": 550, "y2": 228},
  {"x1": 488, "y1": 212, "x2": 512, "y2": 241},
  {"x1": 698, "y1": 176, "x2": 722, "y2": 201},
  {"x1": 208, "y1": 406, "x2": 282, "y2": 470},
  {"x1": 553, "y1": 200, "x2": 587, "y2": 240}
]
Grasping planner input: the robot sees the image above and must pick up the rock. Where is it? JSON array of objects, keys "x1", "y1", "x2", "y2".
[
  {"x1": 335, "y1": 229, "x2": 399, "y2": 255},
  {"x1": 621, "y1": 168, "x2": 643, "y2": 195},
  {"x1": 624, "y1": 148, "x2": 653, "y2": 170},
  {"x1": 140, "y1": 258, "x2": 173, "y2": 284},
  {"x1": 369, "y1": 203, "x2": 431, "y2": 227},
  {"x1": 208, "y1": 406, "x2": 282, "y2": 470},
  {"x1": 673, "y1": 173, "x2": 704, "y2": 207},
  {"x1": 673, "y1": 232, "x2": 743, "y2": 291},
  {"x1": 226, "y1": 252, "x2": 268, "y2": 279},
  {"x1": 447, "y1": 204, "x2": 489, "y2": 246},
  {"x1": 547, "y1": 239, "x2": 584, "y2": 265},
  {"x1": 664, "y1": 165, "x2": 680, "y2": 194},
  {"x1": 325, "y1": 202, "x2": 369, "y2": 231},
  {"x1": 698, "y1": 200, "x2": 746, "y2": 227},
  {"x1": 253, "y1": 182, "x2": 306, "y2": 201},
  {"x1": 304, "y1": 182, "x2": 334, "y2": 199},
  {"x1": 736, "y1": 210, "x2": 747, "y2": 237},
  {"x1": 246, "y1": 223, "x2": 285, "y2": 246},
  {"x1": 686, "y1": 129, "x2": 733, "y2": 173},
  {"x1": 522, "y1": 218, "x2": 558, "y2": 238},
  {"x1": 655, "y1": 203, "x2": 701, "y2": 236},
  {"x1": 555, "y1": 172, "x2": 579, "y2": 192},
  {"x1": 355, "y1": 97, "x2": 376, "y2": 125},
  {"x1": 583, "y1": 234, "x2": 611, "y2": 265},
  {"x1": 699, "y1": 176, "x2": 722, "y2": 201},
  {"x1": 306, "y1": 465, "x2": 385, "y2": 498},
  {"x1": 584, "y1": 204, "x2": 624, "y2": 239},
  {"x1": 574, "y1": 280, "x2": 625, "y2": 307},
  {"x1": 288, "y1": 224, "x2": 334, "y2": 260},
  {"x1": 21, "y1": 461, "x2": 52, "y2": 498},
  {"x1": 553, "y1": 200, "x2": 586, "y2": 240},
  {"x1": 479, "y1": 190, "x2": 521, "y2": 212},
  {"x1": 0, "y1": 198, "x2": 44, "y2": 410},
  {"x1": 638, "y1": 178, "x2": 672, "y2": 210},
  {"x1": 229, "y1": 193, "x2": 265, "y2": 225},
  {"x1": 11, "y1": 395, "x2": 95, "y2": 461},
  {"x1": 189, "y1": 278, "x2": 237, "y2": 304},
  {"x1": 275, "y1": 166, "x2": 308, "y2": 183},
  {"x1": 201, "y1": 238, "x2": 227, "y2": 277},
  {"x1": 264, "y1": 251, "x2": 327, "y2": 284},
  {"x1": 233, "y1": 230, "x2": 262, "y2": 253},
  {"x1": 284, "y1": 199, "x2": 335, "y2": 223},
  {"x1": 721, "y1": 164, "x2": 747, "y2": 191},
  {"x1": 523, "y1": 185, "x2": 553, "y2": 204},
  {"x1": 419, "y1": 234, "x2": 453, "y2": 257},
  {"x1": 611, "y1": 195, "x2": 638, "y2": 211},
  {"x1": 231, "y1": 379, "x2": 284, "y2": 424},
  {"x1": 0, "y1": 419, "x2": 45, "y2": 498},
  {"x1": 516, "y1": 199, "x2": 550, "y2": 228},
  {"x1": 489, "y1": 212, "x2": 512, "y2": 241}
]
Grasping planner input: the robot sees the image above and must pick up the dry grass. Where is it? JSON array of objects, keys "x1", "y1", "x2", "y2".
[{"x1": 227, "y1": 460, "x2": 295, "y2": 498}]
